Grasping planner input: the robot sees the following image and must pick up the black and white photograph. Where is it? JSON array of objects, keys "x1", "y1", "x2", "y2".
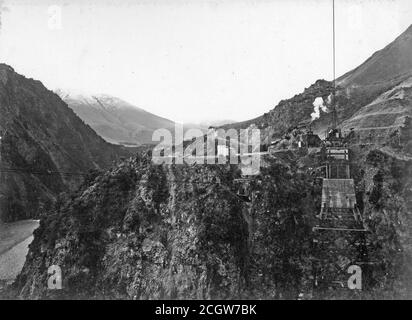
[{"x1": 0, "y1": 0, "x2": 412, "y2": 307}]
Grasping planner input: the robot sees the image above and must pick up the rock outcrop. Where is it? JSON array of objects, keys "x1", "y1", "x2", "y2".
[
  {"x1": 9, "y1": 153, "x2": 319, "y2": 299},
  {"x1": 7, "y1": 141, "x2": 412, "y2": 299}
]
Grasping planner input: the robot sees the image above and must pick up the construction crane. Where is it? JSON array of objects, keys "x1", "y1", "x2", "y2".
[
  {"x1": 311, "y1": 0, "x2": 370, "y2": 296},
  {"x1": 314, "y1": 0, "x2": 367, "y2": 233},
  {"x1": 313, "y1": 136, "x2": 366, "y2": 233}
]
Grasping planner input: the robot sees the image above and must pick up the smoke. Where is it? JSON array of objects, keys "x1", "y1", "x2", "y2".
[{"x1": 310, "y1": 97, "x2": 329, "y2": 121}]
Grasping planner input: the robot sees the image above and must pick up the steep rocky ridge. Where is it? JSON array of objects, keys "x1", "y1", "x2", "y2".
[
  {"x1": 340, "y1": 76, "x2": 412, "y2": 146},
  {"x1": 7, "y1": 153, "x2": 318, "y2": 299},
  {"x1": 6, "y1": 142, "x2": 412, "y2": 299},
  {"x1": 226, "y1": 25, "x2": 412, "y2": 144},
  {"x1": 0, "y1": 64, "x2": 131, "y2": 221},
  {"x1": 338, "y1": 25, "x2": 412, "y2": 92}
]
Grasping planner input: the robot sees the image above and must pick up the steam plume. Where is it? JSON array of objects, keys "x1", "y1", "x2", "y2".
[{"x1": 310, "y1": 97, "x2": 328, "y2": 121}]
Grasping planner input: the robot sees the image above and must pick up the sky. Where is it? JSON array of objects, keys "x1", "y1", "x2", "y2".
[{"x1": 0, "y1": 0, "x2": 411, "y2": 123}]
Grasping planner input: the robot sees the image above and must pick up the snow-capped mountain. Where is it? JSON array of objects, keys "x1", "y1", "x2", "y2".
[{"x1": 55, "y1": 90, "x2": 175, "y2": 146}]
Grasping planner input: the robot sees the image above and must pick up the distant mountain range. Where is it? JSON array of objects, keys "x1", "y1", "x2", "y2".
[
  {"x1": 59, "y1": 24, "x2": 412, "y2": 150},
  {"x1": 56, "y1": 90, "x2": 176, "y2": 146},
  {"x1": 56, "y1": 90, "x2": 236, "y2": 145}
]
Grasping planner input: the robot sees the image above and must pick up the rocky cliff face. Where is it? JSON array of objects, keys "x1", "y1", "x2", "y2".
[
  {"x1": 352, "y1": 147, "x2": 412, "y2": 299},
  {"x1": 8, "y1": 152, "x2": 319, "y2": 299},
  {"x1": 7, "y1": 143, "x2": 412, "y2": 299},
  {"x1": 341, "y1": 76, "x2": 412, "y2": 146},
  {"x1": 0, "y1": 64, "x2": 130, "y2": 222}
]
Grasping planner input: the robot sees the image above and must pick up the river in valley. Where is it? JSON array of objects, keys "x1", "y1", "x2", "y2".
[{"x1": 0, "y1": 219, "x2": 40, "y2": 288}]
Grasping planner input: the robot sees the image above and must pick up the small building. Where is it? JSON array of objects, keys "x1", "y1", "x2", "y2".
[{"x1": 305, "y1": 131, "x2": 322, "y2": 148}]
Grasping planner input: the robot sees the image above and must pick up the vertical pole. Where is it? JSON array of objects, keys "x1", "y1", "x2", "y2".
[
  {"x1": 332, "y1": 0, "x2": 337, "y2": 129},
  {"x1": 0, "y1": 130, "x2": 3, "y2": 221},
  {"x1": 333, "y1": 0, "x2": 336, "y2": 91}
]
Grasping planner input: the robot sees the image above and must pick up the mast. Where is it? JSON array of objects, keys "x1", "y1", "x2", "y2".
[{"x1": 332, "y1": 0, "x2": 337, "y2": 129}]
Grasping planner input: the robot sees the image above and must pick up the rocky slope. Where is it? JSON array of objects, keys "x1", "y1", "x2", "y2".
[
  {"x1": 336, "y1": 25, "x2": 412, "y2": 145},
  {"x1": 351, "y1": 147, "x2": 412, "y2": 299},
  {"x1": 337, "y1": 25, "x2": 412, "y2": 95},
  {"x1": 222, "y1": 80, "x2": 335, "y2": 134},
  {"x1": 4, "y1": 152, "x2": 316, "y2": 299},
  {"x1": 227, "y1": 25, "x2": 412, "y2": 145},
  {"x1": 57, "y1": 91, "x2": 175, "y2": 146},
  {"x1": 340, "y1": 76, "x2": 412, "y2": 146},
  {"x1": 0, "y1": 64, "x2": 130, "y2": 222},
  {"x1": 5, "y1": 141, "x2": 412, "y2": 299}
]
